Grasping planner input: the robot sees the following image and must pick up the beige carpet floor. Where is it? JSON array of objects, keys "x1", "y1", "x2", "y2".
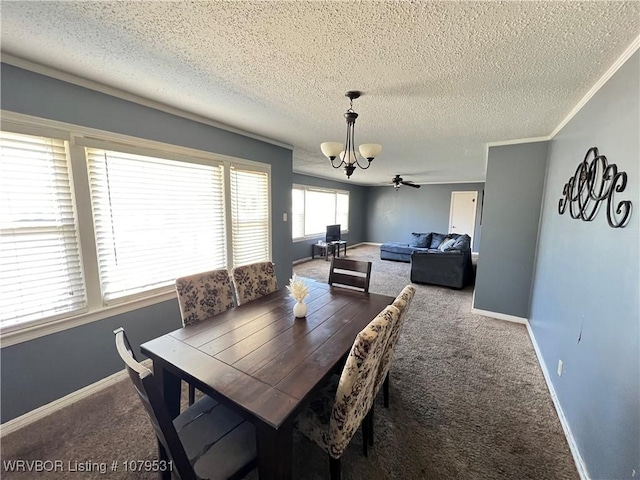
[{"x1": 1, "y1": 245, "x2": 578, "y2": 479}]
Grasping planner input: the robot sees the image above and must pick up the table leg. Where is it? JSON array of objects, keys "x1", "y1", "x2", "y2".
[
  {"x1": 153, "y1": 362, "x2": 181, "y2": 419},
  {"x1": 256, "y1": 420, "x2": 293, "y2": 480}
]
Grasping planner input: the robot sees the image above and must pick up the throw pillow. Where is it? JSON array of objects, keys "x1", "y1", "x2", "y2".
[
  {"x1": 409, "y1": 232, "x2": 430, "y2": 248},
  {"x1": 429, "y1": 233, "x2": 447, "y2": 249},
  {"x1": 438, "y1": 237, "x2": 457, "y2": 252},
  {"x1": 453, "y1": 235, "x2": 470, "y2": 250}
]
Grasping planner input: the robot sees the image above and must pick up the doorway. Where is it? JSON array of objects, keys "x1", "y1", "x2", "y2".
[{"x1": 449, "y1": 191, "x2": 477, "y2": 245}]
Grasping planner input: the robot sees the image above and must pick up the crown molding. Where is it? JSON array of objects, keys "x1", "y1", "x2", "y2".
[
  {"x1": 0, "y1": 53, "x2": 292, "y2": 150},
  {"x1": 292, "y1": 169, "x2": 485, "y2": 187},
  {"x1": 485, "y1": 34, "x2": 640, "y2": 149},
  {"x1": 486, "y1": 136, "x2": 551, "y2": 147},
  {"x1": 549, "y1": 34, "x2": 640, "y2": 139}
]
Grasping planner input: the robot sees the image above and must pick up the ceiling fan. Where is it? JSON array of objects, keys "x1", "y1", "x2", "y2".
[{"x1": 390, "y1": 174, "x2": 421, "y2": 190}]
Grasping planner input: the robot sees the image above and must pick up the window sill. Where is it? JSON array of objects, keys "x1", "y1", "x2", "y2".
[
  {"x1": 0, "y1": 290, "x2": 177, "y2": 348},
  {"x1": 293, "y1": 231, "x2": 349, "y2": 243}
]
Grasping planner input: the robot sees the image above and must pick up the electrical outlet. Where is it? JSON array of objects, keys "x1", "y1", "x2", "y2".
[
  {"x1": 282, "y1": 213, "x2": 287, "y2": 222},
  {"x1": 557, "y1": 359, "x2": 563, "y2": 377}
]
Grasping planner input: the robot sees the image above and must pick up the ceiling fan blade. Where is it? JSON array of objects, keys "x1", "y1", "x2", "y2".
[{"x1": 401, "y1": 181, "x2": 421, "y2": 188}]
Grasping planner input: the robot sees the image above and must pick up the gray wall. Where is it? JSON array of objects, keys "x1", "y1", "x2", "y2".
[
  {"x1": 529, "y1": 51, "x2": 639, "y2": 479},
  {"x1": 366, "y1": 183, "x2": 484, "y2": 252},
  {"x1": 291, "y1": 173, "x2": 368, "y2": 261},
  {"x1": 473, "y1": 142, "x2": 548, "y2": 318},
  {"x1": 0, "y1": 64, "x2": 294, "y2": 423}
]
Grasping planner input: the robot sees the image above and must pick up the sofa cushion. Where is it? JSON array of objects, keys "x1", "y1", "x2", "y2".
[
  {"x1": 429, "y1": 233, "x2": 447, "y2": 249},
  {"x1": 438, "y1": 238, "x2": 457, "y2": 252},
  {"x1": 380, "y1": 243, "x2": 416, "y2": 255},
  {"x1": 409, "y1": 232, "x2": 431, "y2": 248}
]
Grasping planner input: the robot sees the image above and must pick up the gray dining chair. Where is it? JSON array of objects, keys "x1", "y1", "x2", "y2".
[
  {"x1": 175, "y1": 268, "x2": 235, "y2": 404},
  {"x1": 231, "y1": 261, "x2": 278, "y2": 305},
  {"x1": 113, "y1": 327, "x2": 256, "y2": 480},
  {"x1": 294, "y1": 305, "x2": 399, "y2": 480}
]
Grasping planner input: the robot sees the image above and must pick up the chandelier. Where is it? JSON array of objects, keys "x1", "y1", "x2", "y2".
[{"x1": 320, "y1": 91, "x2": 382, "y2": 179}]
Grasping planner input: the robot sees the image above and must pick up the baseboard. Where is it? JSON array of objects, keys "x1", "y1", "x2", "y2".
[
  {"x1": 470, "y1": 307, "x2": 528, "y2": 324},
  {"x1": 525, "y1": 323, "x2": 590, "y2": 480},
  {"x1": 292, "y1": 257, "x2": 312, "y2": 265},
  {"x1": 471, "y1": 306, "x2": 589, "y2": 478},
  {"x1": 0, "y1": 359, "x2": 152, "y2": 438}
]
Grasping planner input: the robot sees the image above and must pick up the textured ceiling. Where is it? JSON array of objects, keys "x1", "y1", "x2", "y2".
[{"x1": 1, "y1": 1, "x2": 639, "y2": 186}]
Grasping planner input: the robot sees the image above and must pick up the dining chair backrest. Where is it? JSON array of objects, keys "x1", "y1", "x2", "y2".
[
  {"x1": 374, "y1": 285, "x2": 416, "y2": 395},
  {"x1": 231, "y1": 261, "x2": 278, "y2": 305},
  {"x1": 175, "y1": 269, "x2": 235, "y2": 326},
  {"x1": 114, "y1": 328, "x2": 196, "y2": 480},
  {"x1": 328, "y1": 257, "x2": 372, "y2": 293},
  {"x1": 327, "y1": 305, "x2": 399, "y2": 458}
]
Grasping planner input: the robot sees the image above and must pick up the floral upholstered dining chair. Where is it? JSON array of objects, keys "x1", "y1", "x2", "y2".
[
  {"x1": 231, "y1": 261, "x2": 278, "y2": 305},
  {"x1": 377, "y1": 284, "x2": 416, "y2": 404},
  {"x1": 295, "y1": 305, "x2": 399, "y2": 480},
  {"x1": 175, "y1": 269, "x2": 235, "y2": 326},
  {"x1": 175, "y1": 268, "x2": 235, "y2": 405},
  {"x1": 363, "y1": 284, "x2": 416, "y2": 448}
]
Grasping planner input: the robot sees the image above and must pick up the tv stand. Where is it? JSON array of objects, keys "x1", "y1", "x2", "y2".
[{"x1": 311, "y1": 241, "x2": 347, "y2": 261}]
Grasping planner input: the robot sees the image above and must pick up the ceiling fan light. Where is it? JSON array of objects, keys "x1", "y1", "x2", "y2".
[
  {"x1": 359, "y1": 143, "x2": 382, "y2": 160},
  {"x1": 321, "y1": 142, "x2": 342, "y2": 159}
]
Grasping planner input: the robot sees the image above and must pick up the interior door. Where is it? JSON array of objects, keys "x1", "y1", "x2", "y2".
[{"x1": 449, "y1": 191, "x2": 478, "y2": 244}]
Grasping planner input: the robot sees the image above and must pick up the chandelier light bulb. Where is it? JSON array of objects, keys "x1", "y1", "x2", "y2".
[
  {"x1": 359, "y1": 143, "x2": 382, "y2": 160},
  {"x1": 320, "y1": 142, "x2": 342, "y2": 160}
]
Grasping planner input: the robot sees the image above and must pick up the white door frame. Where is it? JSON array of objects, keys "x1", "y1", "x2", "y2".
[{"x1": 448, "y1": 191, "x2": 478, "y2": 242}]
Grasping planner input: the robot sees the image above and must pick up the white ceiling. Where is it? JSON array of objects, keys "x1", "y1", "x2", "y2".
[{"x1": 1, "y1": 1, "x2": 639, "y2": 186}]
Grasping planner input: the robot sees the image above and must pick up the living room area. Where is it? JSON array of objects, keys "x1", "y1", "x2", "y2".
[{"x1": 288, "y1": 43, "x2": 639, "y2": 476}]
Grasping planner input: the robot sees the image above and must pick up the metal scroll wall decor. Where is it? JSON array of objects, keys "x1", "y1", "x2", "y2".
[{"x1": 558, "y1": 147, "x2": 632, "y2": 228}]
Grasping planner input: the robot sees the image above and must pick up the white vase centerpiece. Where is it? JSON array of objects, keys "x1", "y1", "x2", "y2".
[{"x1": 287, "y1": 274, "x2": 309, "y2": 318}]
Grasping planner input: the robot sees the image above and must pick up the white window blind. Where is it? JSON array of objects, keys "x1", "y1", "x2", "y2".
[
  {"x1": 230, "y1": 166, "x2": 269, "y2": 266},
  {"x1": 0, "y1": 131, "x2": 86, "y2": 328},
  {"x1": 87, "y1": 148, "x2": 226, "y2": 303},
  {"x1": 291, "y1": 185, "x2": 349, "y2": 239}
]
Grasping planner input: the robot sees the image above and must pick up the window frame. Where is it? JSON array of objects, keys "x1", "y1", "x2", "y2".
[
  {"x1": 291, "y1": 184, "x2": 350, "y2": 242},
  {"x1": 0, "y1": 111, "x2": 272, "y2": 347}
]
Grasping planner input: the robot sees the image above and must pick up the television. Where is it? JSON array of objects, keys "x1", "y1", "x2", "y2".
[{"x1": 326, "y1": 224, "x2": 341, "y2": 242}]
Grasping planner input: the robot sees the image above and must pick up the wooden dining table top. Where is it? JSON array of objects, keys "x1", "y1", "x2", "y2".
[{"x1": 141, "y1": 280, "x2": 394, "y2": 430}]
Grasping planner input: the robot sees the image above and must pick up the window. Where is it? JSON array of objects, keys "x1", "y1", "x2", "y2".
[
  {"x1": 291, "y1": 185, "x2": 349, "y2": 240},
  {"x1": 0, "y1": 131, "x2": 86, "y2": 328},
  {"x1": 230, "y1": 166, "x2": 270, "y2": 266},
  {"x1": 1, "y1": 115, "x2": 272, "y2": 336},
  {"x1": 86, "y1": 147, "x2": 227, "y2": 303}
]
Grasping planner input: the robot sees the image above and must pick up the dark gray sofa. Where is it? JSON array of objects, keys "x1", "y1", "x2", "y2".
[{"x1": 380, "y1": 232, "x2": 474, "y2": 289}]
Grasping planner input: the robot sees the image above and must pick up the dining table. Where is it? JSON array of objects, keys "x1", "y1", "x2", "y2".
[{"x1": 140, "y1": 279, "x2": 394, "y2": 480}]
